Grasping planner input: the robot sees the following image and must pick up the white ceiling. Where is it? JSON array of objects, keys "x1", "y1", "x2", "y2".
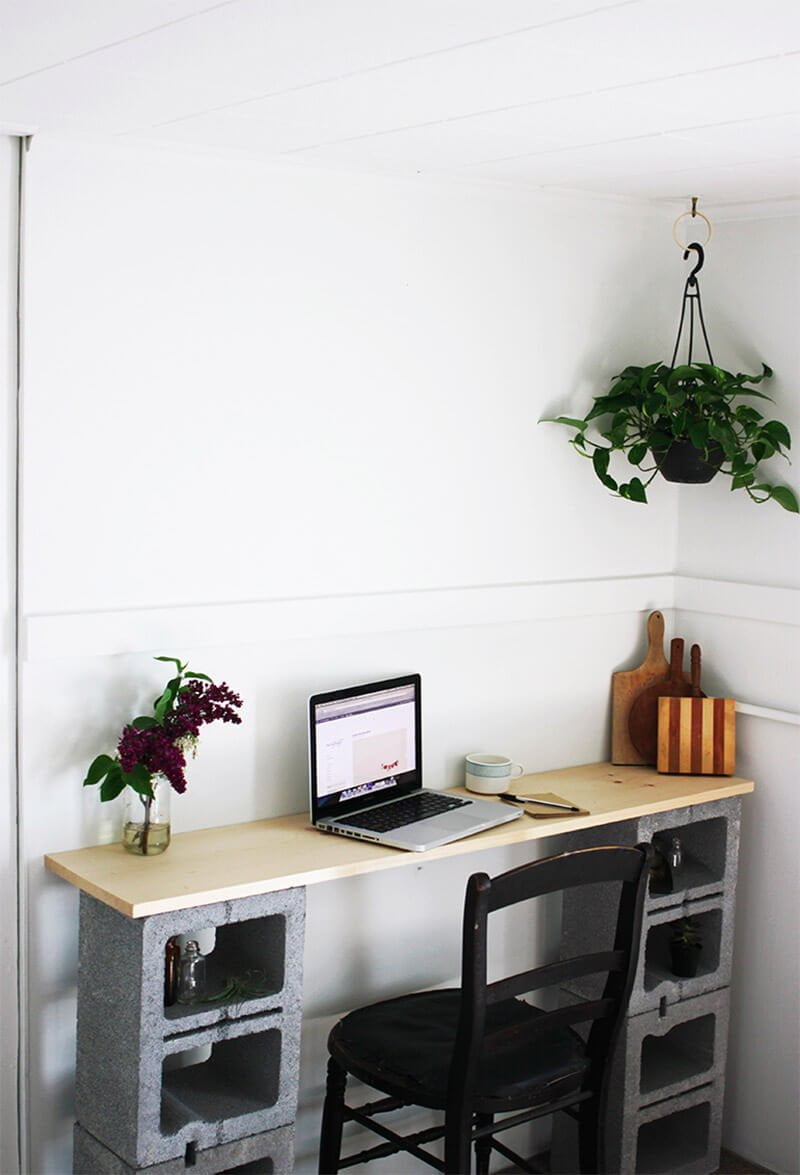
[{"x1": 1, "y1": 0, "x2": 799, "y2": 210}]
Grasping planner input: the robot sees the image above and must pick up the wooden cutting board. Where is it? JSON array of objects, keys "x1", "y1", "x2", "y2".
[
  {"x1": 628, "y1": 638, "x2": 695, "y2": 765},
  {"x1": 611, "y1": 611, "x2": 670, "y2": 764}
]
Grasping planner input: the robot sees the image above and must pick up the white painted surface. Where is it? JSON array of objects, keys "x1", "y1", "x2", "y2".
[
  {"x1": 21, "y1": 136, "x2": 679, "y2": 617},
  {"x1": 15, "y1": 136, "x2": 679, "y2": 1174},
  {"x1": 5, "y1": 131, "x2": 799, "y2": 1175},
  {"x1": 0, "y1": 134, "x2": 19, "y2": 1175},
  {"x1": 723, "y1": 715, "x2": 800, "y2": 1173},
  {"x1": 0, "y1": 2, "x2": 798, "y2": 207}
]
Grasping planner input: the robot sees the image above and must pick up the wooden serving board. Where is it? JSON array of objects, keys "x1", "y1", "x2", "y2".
[
  {"x1": 611, "y1": 611, "x2": 670, "y2": 764},
  {"x1": 657, "y1": 697, "x2": 736, "y2": 775},
  {"x1": 628, "y1": 638, "x2": 694, "y2": 765}
]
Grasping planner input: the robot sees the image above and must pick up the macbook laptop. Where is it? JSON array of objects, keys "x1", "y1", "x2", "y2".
[{"x1": 308, "y1": 673, "x2": 521, "y2": 852}]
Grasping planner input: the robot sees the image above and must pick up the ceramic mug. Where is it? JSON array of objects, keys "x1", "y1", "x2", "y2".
[{"x1": 464, "y1": 753, "x2": 524, "y2": 795}]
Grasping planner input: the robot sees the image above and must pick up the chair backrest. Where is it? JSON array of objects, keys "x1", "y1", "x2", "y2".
[{"x1": 448, "y1": 843, "x2": 652, "y2": 1109}]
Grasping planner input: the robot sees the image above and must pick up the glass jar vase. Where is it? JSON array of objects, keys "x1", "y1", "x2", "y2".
[{"x1": 122, "y1": 774, "x2": 171, "y2": 855}]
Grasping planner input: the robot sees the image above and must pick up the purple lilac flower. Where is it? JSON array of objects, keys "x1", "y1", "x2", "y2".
[
  {"x1": 117, "y1": 678, "x2": 243, "y2": 795},
  {"x1": 118, "y1": 726, "x2": 189, "y2": 793},
  {"x1": 165, "y1": 680, "x2": 243, "y2": 742}
]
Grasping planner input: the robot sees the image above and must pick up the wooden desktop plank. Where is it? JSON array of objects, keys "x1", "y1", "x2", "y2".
[{"x1": 44, "y1": 762, "x2": 753, "y2": 918}]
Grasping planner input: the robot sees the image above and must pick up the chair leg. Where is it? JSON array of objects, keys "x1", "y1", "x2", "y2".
[
  {"x1": 319, "y1": 1056, "x2": 348, "y2": 1175},
  {"x1": 576, "y1": 1099, "x2": 600, "y2": 1175},
  {"x1": 474, "y1": 1113, "x2": 493, "y2": 1175},
  {"x1": 444, "y1": 1107, "x2": 473, "y2": 1175}
]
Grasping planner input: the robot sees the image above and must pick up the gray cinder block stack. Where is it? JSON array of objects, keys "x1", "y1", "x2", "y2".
[
  {"x1": 73, "y1": 886, "x2": 305, "y2": 1174},
  {"x1": 552, "y1": 796, "x2": 741, "y2": 1175}
]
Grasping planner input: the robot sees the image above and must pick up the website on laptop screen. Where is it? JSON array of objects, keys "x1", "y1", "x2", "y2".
[{"x1": 314, "y1": 682, "x2": 417, "y2": 812}]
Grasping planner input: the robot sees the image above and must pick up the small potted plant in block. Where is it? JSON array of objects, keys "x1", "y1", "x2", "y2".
[{"x1": 670, "y1": 917, "x2": 703, "y2": 978}]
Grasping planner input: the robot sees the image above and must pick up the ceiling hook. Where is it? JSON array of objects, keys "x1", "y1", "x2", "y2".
[{"x1": 682, "y1": 241, "x2": 704, "y2": 286}]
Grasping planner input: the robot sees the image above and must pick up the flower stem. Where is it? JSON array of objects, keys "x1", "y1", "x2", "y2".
[{"x1": 141, "y1": 793, "x2": 152, "y2": 855}]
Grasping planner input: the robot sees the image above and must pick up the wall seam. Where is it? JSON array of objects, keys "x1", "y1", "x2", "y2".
[{"x1": 14, "y1": 133, "x2": 30, "y2": 1175}]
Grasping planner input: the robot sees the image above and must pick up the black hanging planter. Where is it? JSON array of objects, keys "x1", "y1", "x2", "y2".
[{"x1": 652, "y1": 439, "x2": 724, "y2": 484}]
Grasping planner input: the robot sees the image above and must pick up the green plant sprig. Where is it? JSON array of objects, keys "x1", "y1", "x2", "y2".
[
  {"x1": 671, "y1": 918, "x2": 702, "y2": 949},
  {"x1": 544, "y1": 361, "x2": 798, "y2": 512}
]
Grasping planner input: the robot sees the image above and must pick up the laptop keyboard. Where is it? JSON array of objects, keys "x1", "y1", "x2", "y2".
[{"x1": 337, "y1": 792, "x2": 470, "y2": 833}]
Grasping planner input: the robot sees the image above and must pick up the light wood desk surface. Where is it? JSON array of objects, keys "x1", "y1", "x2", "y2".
[{"x1": 45, "y1": 762, "x2": 753, "y2": 919}]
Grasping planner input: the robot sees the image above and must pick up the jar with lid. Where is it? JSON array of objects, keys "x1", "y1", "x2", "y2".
[
  {"x1": 668, "y1": 836, "x2": 683, "y2": 886},
  {"x1": 176, "y1": 941, "x2": 207, "y2": 1005}
]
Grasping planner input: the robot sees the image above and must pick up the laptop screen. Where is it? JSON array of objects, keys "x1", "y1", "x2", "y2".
[{"x1": 309, "y1": 674, "x2": 422, "y2": 824}]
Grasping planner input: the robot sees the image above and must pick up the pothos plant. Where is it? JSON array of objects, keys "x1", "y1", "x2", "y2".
[
  {"x1": 545, "y1": 360, "x2": 798, "y2": 512},
  {"x1": 83, "y1": 655, "x2": 243, "y2": 804}
]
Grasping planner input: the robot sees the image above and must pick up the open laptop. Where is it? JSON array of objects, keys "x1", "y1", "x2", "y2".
[{"x1": 308, "y1": 673, "x2": 521, "y2": 852}]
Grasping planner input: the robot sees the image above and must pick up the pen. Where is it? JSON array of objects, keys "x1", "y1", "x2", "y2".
[{"x1": 499, "y1": 793, "x2": 581, "y2": 813}]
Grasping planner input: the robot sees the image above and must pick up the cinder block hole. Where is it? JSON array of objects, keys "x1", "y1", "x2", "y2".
[
  {"x1": 636, "y1": 1100, "x2": 711, "y2": 1173},
  {"x1": 640, "y1": 1013, "x2": 716, "y2": 1096},
  {"x1": 649, "y1": 817, "x2": 727, "y2": 897},
  {"x1": 160, "y1": 1028, "x2": 282, "y2": 1135},
  {"x1": 164, "y1": 915, "x2": 288, "y2": 1017},
  {"x1": 185, "y1": 1140, "x2": 197, "y2": 1166},
  {"x1": 644, "y1": 908, "x2": 722, "y2": 991},
  {"x1": 220, "y1": 1159, "x2": 274, "y2": 1173}
]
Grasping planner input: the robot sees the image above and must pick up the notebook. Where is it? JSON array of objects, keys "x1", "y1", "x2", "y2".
[{"x1": 308, "y1": 674, "x2": 521, "y2": 852}]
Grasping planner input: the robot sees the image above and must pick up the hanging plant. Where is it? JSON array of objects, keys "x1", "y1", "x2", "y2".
[
  {"x1": 546, "y1": 359, "x2": 797, "y2": 511},
  {"x1": 543, "y1": 222, "x2": 798, "y2": 513}
]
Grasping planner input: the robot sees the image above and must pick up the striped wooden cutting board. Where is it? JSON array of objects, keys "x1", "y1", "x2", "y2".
[{"x1": 657, "y1": 696, "x2": 736, "y2": 775}]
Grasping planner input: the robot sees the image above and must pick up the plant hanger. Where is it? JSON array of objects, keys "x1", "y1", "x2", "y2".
[{"x1": 670, "y1": 198, "x2": 714, "y2": 367}]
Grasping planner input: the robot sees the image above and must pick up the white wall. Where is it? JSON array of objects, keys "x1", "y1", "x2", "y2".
[
  {"x1": 15, "y1": 134, "x2": 684, "y2": 1174},
  {"x1": 0, "y1": 135, "x2": 19, "y2": 1175},
  {"x1": 11, "y1": 132, "x2": 798, "y2": 1175},
  {"x1": 674, "y1": 213, "x2": 800, "y2": 1175}
]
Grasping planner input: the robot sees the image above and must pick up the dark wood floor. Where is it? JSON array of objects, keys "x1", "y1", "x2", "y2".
[{"x1": 715, "y1": 1148, "x2": 774, "y2": 1174}]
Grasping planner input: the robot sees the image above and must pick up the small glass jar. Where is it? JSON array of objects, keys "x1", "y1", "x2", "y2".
[
  {"x1": 177, "y1": 941, "x2": 207, "y2": 1005},
  {"x1": 122, "y1": 774, "x2": 171, "y2": 856},
  {"x1": 668, "y1": 836, "x2": 683, "y2": 884}
]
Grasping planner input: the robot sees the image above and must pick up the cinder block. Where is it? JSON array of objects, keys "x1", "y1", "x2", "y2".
[
  {"x1": 633, "y1": 1079, "x2": 725, "y2": 1175},
  {"x1": 552, "y1": 1066, "x2": 726, "y2": 1175},
  {"x1": 559, "y1": 799, "x2": 741, "y2": 1015},
  {"x1": 602, "y1": 988, "x2": 730, "y2": 1173},
  {"x1": 73, "y1": 1121, "x2": 294, "y2": 1174},
  {"x1": 552, "y1": 799, "x2": 740, "y2": 1175},
  {"x1": 75, "y1": 887, "x2": 305, "y2": 1168}
]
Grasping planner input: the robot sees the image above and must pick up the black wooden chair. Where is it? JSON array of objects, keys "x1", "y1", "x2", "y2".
[{"x1": 318, "y1": 842, "x2": 651, "y2": 1174}]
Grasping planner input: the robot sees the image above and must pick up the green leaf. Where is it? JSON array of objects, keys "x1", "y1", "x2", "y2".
[
  {"x1": 121, "y1": 763, "x2": 155, "y2": 798},
  {"x1": 628, "y1": 443, "x2": 648, "y2": 467},
  {"x1": 154, "y1": 656, "x2": 186, "y2": 671},
  {"x1": 131, "y1": 715, "x2": 157, "y2": 729},
  {"x1": 543, "y1": 416, "x2": 589, "y2": 430},
  {"x1": 623, "y1": 477, "x2": 648, "y2": 503},
  {"x1": 592, "y1": 448, "x2": 618, "y2": 492},
  {"x1": 688, "y1": 420, "x2": 710, "y2": 450},
  {"x1": 762, "y1": 420, "x2": 791, "y2": 451},
  {"x1": 184, "y1": 672, "x2": 212, "y2": 682},
  {"x1": 84, "y1": 753, "x2": 116, "y2": 787},
  {"x1": 770, "y1": 486, "x2": 800, "y2": 513},
  {"x1": 731, "y1": 471, "x2": 755, "y2": 490},
  {"x1": 154, "y1": 676, "x2": 182, "y2": 721},
  {"x1": 99, "y1": 768, "x2": 126, "y2": 802}
]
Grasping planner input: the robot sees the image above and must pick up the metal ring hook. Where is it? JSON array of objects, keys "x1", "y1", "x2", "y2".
[{"x1": 683, "y1": 242, "x2": 704, "y2": 286}]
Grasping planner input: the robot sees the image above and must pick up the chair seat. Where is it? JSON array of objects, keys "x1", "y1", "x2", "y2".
[{"x1": 328, "y1": 988, "x2": 589, "y2": 1113}]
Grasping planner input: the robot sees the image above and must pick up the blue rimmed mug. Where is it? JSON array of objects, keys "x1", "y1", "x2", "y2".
[{"x1": 464, "y1": 753, "x2": 524, "y2": 795}]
